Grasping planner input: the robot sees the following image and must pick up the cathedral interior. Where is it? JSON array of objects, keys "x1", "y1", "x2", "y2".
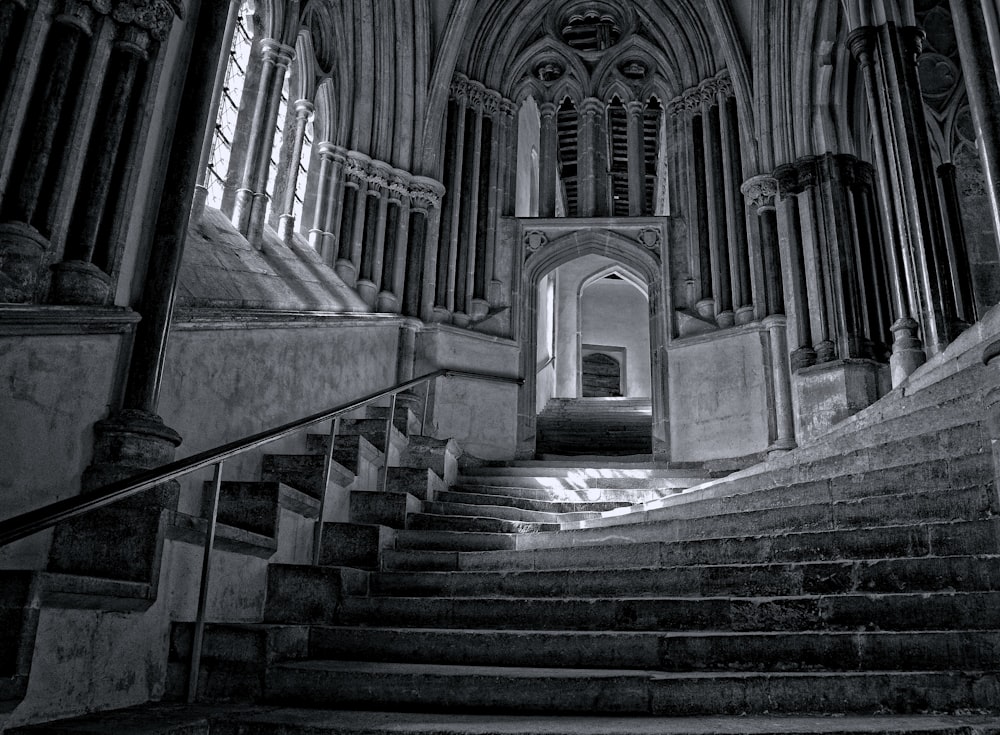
[{"x1": 2, "y1": 0, "x2": 1000, "y2": 731}]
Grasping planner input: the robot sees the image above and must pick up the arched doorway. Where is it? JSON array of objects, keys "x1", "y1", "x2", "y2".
[{"x1": 516, "y1": 224, "x2": 671, "y2": 459}]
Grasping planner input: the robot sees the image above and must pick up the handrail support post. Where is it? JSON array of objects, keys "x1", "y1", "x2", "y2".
[
  {"x1": 312, "y1": 416, "x2": 340, "y2": 565},
  {"x1": 381, "y1": 392, "x2": 398, "y2": 493},
  {"x1": 187, "y1": 460, "x2": 224, "y2": 704}
]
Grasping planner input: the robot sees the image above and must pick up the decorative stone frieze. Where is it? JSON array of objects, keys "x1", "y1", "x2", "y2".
[
  {"x1": 667, "y1": 71, "x2": 733, "y2": 117},
  {"x1": 451, "y1": 73, "x2": 514, "y2": 121}
]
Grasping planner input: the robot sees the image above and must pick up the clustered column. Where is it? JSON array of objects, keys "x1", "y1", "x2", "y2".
[
  {"x1": 742, "y1": 175, "x2": 795, "y2": 453},
  {"x1": 668, "y1": 72, "x2": 753, "y2": 327},
  {"x1": 848, "y1": 24, "x2": 962, "y2": 378},
  {"x1": 0, "y1": 0, "x2": 179, "y2": 305},
  {"x1": 430, "y1": 74, "x2": 515, "y2": 325}
]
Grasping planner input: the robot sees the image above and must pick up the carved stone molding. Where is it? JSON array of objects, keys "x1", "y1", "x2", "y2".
[
  {"x1": 667, "y1": 70, "x2": 733, "y2": 117},
  {"x1": 742, "y1": 174, "x2": 779, "y2": 212},
  {"x1": 409, "y1": 176, "x2": 446, "y2": 212},
  {"x1": 451, "y1": 73, "x2": 513, "y2": 120}
]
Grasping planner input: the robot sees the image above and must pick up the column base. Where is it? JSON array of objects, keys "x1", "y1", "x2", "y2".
[
  {"x1": 277, "y1": 213, "x2": 296, "y2": 243},
  {"x1": 889, "y1": 317, "x2": 926, "y2": 386},
  {"x1": 0, "y1": 221, "x2": 48, "y2": 303},
  {"x1": 470, "y1": 298, "x2": 490, "y2": 321},
  {"x1": 335, "y1": 259, "x2": 357, "y2": 287},
  {"x1": 790, "y1": 346, "x2": 818, "y2": 371},
  {"x1": 377, "y1": 291, "x2": 400, "y2": 313},
  {"x1": 355, "y1": 278, "x2": 378, "y2": 308},
  {"x1": 716, "y1": 310, "x2": 735, "y2": 328},
  {"x1": 49, "y1": 259, "x2": 112, "y2": 305},
  {"x1": 792, "y1": 358, "x2": 884, "y2": 445},
  {"x1": 695, "y1": 298, "x2": 716, "y2": 320},
  {"x1": 430, "y1": 306, "x2": 452, "y2": 324},
  {"x1": 452, "y1": 311, "x2": 471, "y2": 328},
  {"x1": 734, "y1": 305, "x2": 755, "y2": 326},
  {"x1": 766, "y1": 439, "x2": 796, "y2": 457},
  {"x1": 48, "y1": 409, "x2": 183, "y2": 584}
]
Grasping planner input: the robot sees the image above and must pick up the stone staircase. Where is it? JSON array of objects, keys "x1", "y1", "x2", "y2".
[
  {"x1": 535, "y1": 397, "x2": 653, "y2": 455},
  {"x1": 10, "y1": 355, "x2": 1000, "y2": 732}
]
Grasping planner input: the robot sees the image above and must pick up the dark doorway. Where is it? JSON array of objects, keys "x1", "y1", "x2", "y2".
[{"x1": 581, "y1": 353, "x2": 622, "y2": 397}]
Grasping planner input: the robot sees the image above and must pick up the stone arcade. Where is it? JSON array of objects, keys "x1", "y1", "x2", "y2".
[{"x1": 3, "y1": 0, "x2": 1000, "y2": 732}]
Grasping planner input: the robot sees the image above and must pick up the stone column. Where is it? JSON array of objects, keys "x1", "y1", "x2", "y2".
[
  {"x1": 537, "y1": 101, "x2": 558, "y2": 218},
  {"x1": 277, "y1": 99, "x2": 315, "y2": 243},
  {"x1": 437, "y1": 94, "x2": 468, "y2": 320},
  {"x1": 51, "y1": 25, "x2": 150, "y2": 305},
  {"x1": 411, "y1": 177, "x2": 446, "y2": 322},
  {"x1": 0, "y1": 3, "x2": 94, "y2": 303},
  {"x1": 719, "y1": 90, "x2": 751, "y2": 323},
  {"x1": 626, "y1": 100, "x2": 646, "y2": 216},
  {"x1": 231, "y1": 38, "x2": 284, "y2": 234},
  {"x1": 951, "y1": 0, "x2": 1000, "y2": 258},
  {"x1": 704, "y1": 97, "x2": 732, "y2": 326},
  {"x1": 577, "y1": 97, "x2": 603, "y2": 218},
  {"x1": 319, "y1": 147, "x2": 347, "y2": 261},
  {"x1": 848, "y1": 28, "x2": 926, "y2": 384},
  {"x1": 335, "y1": 173, "x2": 360, "y2": 284},
  {"x1": 357, "y1": 164, "x2": 387, "y2": 307},
  {"x1": 246, "y1": 43, "x2": 292, "y2": 247},
  {"x1": 744, "y1": 174, "x2": 796, "y2": 453},
  {"x1": 348, "y1": 153, "x2": 372, "y2": 284},
  {"x1": 192, "y1": 0, "x2": 241, "y2": 220},
  {"x1": 49, "y1": 0, "x2": 230, "y2": 583},
  {"x1": 937, "y1": 162, "x2": 978, "y2": 323},
  {"x1": 381, "y1": 173, "x2": 411, "y2": 313},
  {"x1": 773, "y1": 163, "x2": 815, "y2": 370},
  {"x1": 306, "y1": 142, "x2": 336, "y2": 253},
  {"x1": 456, "y1": 95, "x2": 485, "y2": 326}
]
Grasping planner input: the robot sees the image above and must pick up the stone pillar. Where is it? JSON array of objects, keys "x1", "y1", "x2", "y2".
[
  {"x1": 937, "y1": 162, "x2": 977, "y2": 323},
  {"x1": 0, "y1": 3, "x2": 94, "y2": 302},
  {"x1": 319, "y1": 147, "x2": 347, "y2": 261},
  {"x1": 626, "y1": 101, "x2": 646, "y2": 216},
  {"x1": 744, "y1": 174, "x2": 795, "y2": 453},
  {"x1": 246, "y1": 43, "x2": 292, "y2": 247},
  {"x1": 455, "y1": 96, "x2": 485, "y2": 326},
  {"x1": 848, "y1": 28, "x2": 925, "y2": 384},
  {"x1": 704, "y1": 99, "x2": 732, "y2": 326},
  {"x1": 348, "y1": 153, "x2": 372, "y2": 284},
  {"x1": 414, "y1": 177, "x2": 446, "y2": 322},
  {"x1": 380, "y1": 174, "x2": 410, "y2": 313},
  {"x1": 336, "y1": 175, "x2": 359, "y2": 284},
  {"x1": 577, "y1": 97, "x2": 603, "y2": 218},
  {"x1": 49, "y1": 0, "x2": 230, "y2": 583},
  {"x1": 51, "y1": 25, "x2": 149, "y2": 305},
  {"x1": 773, "y1": 163, "x2": 815, "y2": 370},
  {"x1": 437, "y1": 94, "x2": 468, "y2": 320},
  {"x1": 357, "y1": 166, "x2": 387, "y2": 307},
  {"x1": 231, "y1": 38, "x2": 284, "y2": 234},
  {"x1": 192, "y1": 0, "x2": 241, "y2": 220},
  {"x1": 306, "y1": 142, "x2": 336, "y2": 253},
  {"x1": 537, "y1": 101, "x2": 558, "y2": 218},
  {"x1": 277, "y1": 99, "x2": 315, "y2": 243},
  {"x1": 951, "y1": 0, "x2": 1000, "y2": 259},
  {"x1": 719, "y1": 91, "x2": 747, "y2": 324}
]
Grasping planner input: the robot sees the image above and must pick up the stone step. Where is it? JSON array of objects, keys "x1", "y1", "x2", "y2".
[
  {"x1": 261, "y1": 454, "x2": 354, "y2": 499},
  {"x1": 423, "y1": 500, "x2": 592, "y2": 525},
  {"x1": 263, "y1": 564, "x2": 368, "y2": 625},
  {"x1": 264, "y1": 660, "x2": 1000, "y2": 715},
  {"x1": 385, "y1": 467, "x2": 445, "y2": 501},
  {"x1": 452, "y1": 484, "x2": 683, "y2": 504},
  {"x1": 436, "y1": 489, "x2": 631, "y2": 514},
  {"x1": 334, "y1": 591, "x2": 1000, "y2": 632},
  {"x1": 364, "y1": 405, "x2": 421, "y2": 435},
  {"x1": 406, "y1": 513, "x2": 561, "y2": 535},
  {"x1": 303, "y1": 434, "x2": 382, "y2": 475},
  {"x1": 378, "y1": 519, "x2": 1000, "y2": 573},
  {"x1": 398, "y1": 436, "x2": 460, "y2": 486},
  {"x1": 464, "y1": 465, "x2": 708, "y2": 479},
  {"x1": 307, "y1": 626, "x2": 1000, "y2": 673},
  {"x1": 568, "y1": 481, "x2": 996, "y2": 534},
  {"x1": 394, "y1": 529, "x2": 517, "y2": 552},
  {"x1": 369, "y1": 555, "x2": 1000, "y2": 599},
  {"x1": 20, "y1": 709, "x2": 1000, "y2": 735},
  {"x1": 517, "y1": 486, "x2": 997, "y2": 552},
  {"x1": 201, "y1": 481, "x2": 319, "y2": 538},
  {"x1": 336, "y1": 419, "x2": 408, "y2": 453},
  {"x1": 349, "y1": 491, "x2": 422, "y2": 528},
  {"x1": 318, "y1": 522, "x2": 395, "y2": 569}
]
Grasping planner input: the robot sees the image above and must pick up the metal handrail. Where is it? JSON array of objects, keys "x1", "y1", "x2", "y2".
[{"x1": 0, "y1": 368, "x2": 520, "y2": 546}]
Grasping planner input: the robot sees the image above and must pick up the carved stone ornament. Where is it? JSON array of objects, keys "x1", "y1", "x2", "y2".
[
  {"x1": 111, "y1": 0, "x2": 177, "y2": 40},
  {"x1": 536, "y1": 62, "x2": 565, "y2": 82},
  {"x1": 409, "y1": 176, "x2": 445, "y2": 211},
  {"x1": 741, "y1": 175, "x2": 779, "y2": 211},
  {"x1": 637, "y1": 228, "x2": 661, "y2": 250},
  {"x1": 524, "y1": 230, "x2": 548, "y2": 253}
]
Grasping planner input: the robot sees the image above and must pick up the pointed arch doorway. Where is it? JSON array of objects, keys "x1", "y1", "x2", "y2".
[{"x1": 515, "y1": 221, "x2": 671, "y2": 460}]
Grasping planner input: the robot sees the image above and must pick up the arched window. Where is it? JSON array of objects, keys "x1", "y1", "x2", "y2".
[{"x1": 204, "y1": 0, "x2": 254, "y2": 210}]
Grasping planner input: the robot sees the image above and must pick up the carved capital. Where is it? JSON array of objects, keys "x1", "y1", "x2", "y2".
[
  {"x1": 409, "y1": 175, "x2": 445, "y2": 212},
  {"x1": 847, "y1": 26, "x2": 877, "y2": 66},
  {"x1": 773, "y1": 163, "x2": 800, "y2": 198},
  {"x1": 794, "y1": 156, "x2": 821, "y2": 191},
  {"x1": 742, "y1": 174, "x2": 779, "y2": 212},
  {"x1": 111, "y1": 0, "x2": 176, "y2": 41}
]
